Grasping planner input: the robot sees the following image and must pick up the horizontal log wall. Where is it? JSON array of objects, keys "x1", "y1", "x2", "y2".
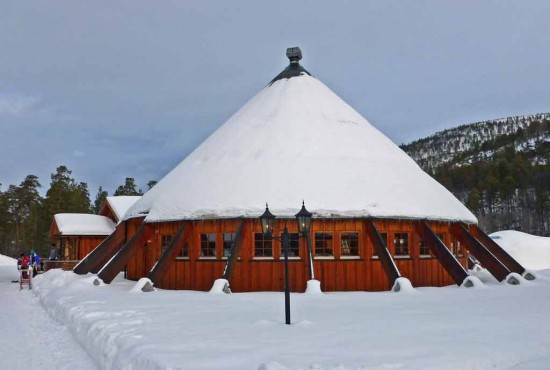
[{"x1": 124, "y1": 218, "x2": 470, "y2": 292}]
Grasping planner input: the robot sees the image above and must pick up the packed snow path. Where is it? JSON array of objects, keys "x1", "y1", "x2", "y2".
[{"x1": 0, "y1": 273, "x2": 97, "y2": 370}]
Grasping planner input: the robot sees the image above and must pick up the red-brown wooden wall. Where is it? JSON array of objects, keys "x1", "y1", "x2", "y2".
[{"x1": 122, "y1": 218, "x2": 470, "y2": 292}]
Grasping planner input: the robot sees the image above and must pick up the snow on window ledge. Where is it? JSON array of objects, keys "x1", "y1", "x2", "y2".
[{"x1": 340, "y1": 256, "x2": 360, "y2": 260}]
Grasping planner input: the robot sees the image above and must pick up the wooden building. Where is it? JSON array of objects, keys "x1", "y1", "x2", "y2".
[
  {"x1": 48, "y1": 197, "x2": 141, "y2": 270},
  {"x1": 75, "y1": 47, "x2": 532, "y2": 291},
  {"x1": 98, "y1": 196, "x2": 142, "y2": 224},
  {"x1": 49, "y1": 214, "x2": 116, "y2": 270}
]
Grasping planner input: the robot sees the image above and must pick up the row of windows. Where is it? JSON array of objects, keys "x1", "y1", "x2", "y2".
[{"x1": 159, "y1": 231, "x2": 463, "y2": 259}]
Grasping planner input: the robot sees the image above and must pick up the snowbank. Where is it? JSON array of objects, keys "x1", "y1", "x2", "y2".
[
  {"x1": 490, "y1": 230, "x2": 550, "y2": 270},
  {"x1": 304, "y1": 279, "x2": 322, "y2": 295},
  {"x1": 31, "y1": 268, "x2": 550, "y2": 370},
  {"x1": 0, "y1": 254, "x2": 18, "y2": 281}
]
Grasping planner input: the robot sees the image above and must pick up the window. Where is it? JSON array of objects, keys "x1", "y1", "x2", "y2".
[
  {"x1": 419, "y1": 238, "x2": 430, "y2": 256},
  {"x1": 341, "y1": 232, "x2": 359, "y2": 257},
  {"x1": 281, "y1": 233, "x2": 299, "y2": 257},
  {"x1": 200, "y1": 233, "x2": 216, "y2": 257},
  {"x1": 315, "y1": 232, "x2": 333, "y2": 257},
  {"x1": 161, "y1": 234, "x2": 172, "y2": 253},
  {"x1": 178, "y1": 242, "x2": 189, "y2": 258},
  {"x1": 373, "y1": 232, "x2": 387, "y2": 258},
  {"x1": 223, "y1": 233, "x2": 236, "y2": 258},
  {"x1": 394, "y1": 233, "x2": 409, "y2": 256},
  {"x1": 451, "y1": 236, "x2": 463, "y2": 257},
  {"x1": 254, "y1": 233, "x2": 272, "y2": 257}
]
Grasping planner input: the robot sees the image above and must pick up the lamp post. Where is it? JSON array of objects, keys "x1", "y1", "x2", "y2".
[{"x1": 260, "y1": 202, "x2": 313, "y2": 325}]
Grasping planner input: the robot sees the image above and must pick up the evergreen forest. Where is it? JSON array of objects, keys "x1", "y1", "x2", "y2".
[
  {"x1": 401, "y1": 113, "x2": 550, "y2": 236},
  {"x1": 0, "y1": 165, "x2": 151, "y2": 258}
]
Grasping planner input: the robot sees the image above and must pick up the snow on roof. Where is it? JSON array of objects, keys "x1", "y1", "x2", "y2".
[
  {"x1": 125, "y1": 59, "x2": 477, "y2": 224},
  {"x1": 54, "y1": 214, "x2": 115, "y2": 236},
  {"x1": 105, "y1": 196, "x2": 141, "y2": 222}
]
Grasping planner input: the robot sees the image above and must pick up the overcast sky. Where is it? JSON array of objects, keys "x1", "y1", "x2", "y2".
[{"x1": 1, "y1": 1, "x2": 549, "y2": 196}]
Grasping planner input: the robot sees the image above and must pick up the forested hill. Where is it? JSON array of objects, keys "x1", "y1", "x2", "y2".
[{"x1": 401, "y1": 113, "x2": 550, "y2": 236}]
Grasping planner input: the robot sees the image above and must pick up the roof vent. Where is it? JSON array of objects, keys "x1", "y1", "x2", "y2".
[
  {"x1": 286, "y1": 47, "x2": 302, "y2": 63},
  {"x1": 269, "y1": 47, "x2": 311, "y2": 84}
]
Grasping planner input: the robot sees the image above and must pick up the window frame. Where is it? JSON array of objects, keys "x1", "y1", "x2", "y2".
[
  {"x1": 393, "y1": 232, "x2": 409, "y2": 258},
  {"x1": 314, "y1": 232, "x2": 334, "y2": 258},
  {"x1": 254, "y1": 232, "x2": 273, "y2": 258},
  {"x1": 340, "y1": 232, "x2": 360, "y2": 259},
  {"x1": 199, "y1": 233, "x2": 217, "y2": 259},
  {"x1": 223, "y1": 233, "x2": 236, "y2": 259},
  {"x1": 280, "y1": 232, "x2": 300, "y2": 259},
  {"x1": 176, "y1": 241, "x2": 190, "y2": 259},
  {"x1": 161, "y1": 234, "x2": 173, "y2": 253},
  {"x1": 419, "y1": 238, "x2": 431, "y2": 257}
]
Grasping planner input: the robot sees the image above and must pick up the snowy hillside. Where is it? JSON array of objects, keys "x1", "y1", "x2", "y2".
[{"x1": 402, "y1": 113, "x2": 550, "y2": 170}]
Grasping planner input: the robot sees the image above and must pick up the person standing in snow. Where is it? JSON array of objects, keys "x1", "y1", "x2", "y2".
[
  {"x1": 30, "y1": 250, "x2": 41, "y2": 277},
  {"x1": 17, "y1": 252, "x2": 31, "y2": 279}
]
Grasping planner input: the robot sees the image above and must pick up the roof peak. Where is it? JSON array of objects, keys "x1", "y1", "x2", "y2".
[{"x1": 270, "y1": 46, "x2": 311, "y2": 84}]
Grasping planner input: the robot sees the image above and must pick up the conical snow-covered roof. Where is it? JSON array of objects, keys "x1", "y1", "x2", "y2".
[{"x1": 125, "y1": 49, "x2": 477, "y2": 224}]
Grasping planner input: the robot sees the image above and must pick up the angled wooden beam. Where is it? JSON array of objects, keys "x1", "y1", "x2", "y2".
[
  {"x1": 147, "y1": 222, "x2": 189, "y2": 286},
  {"x1": 417, "y1": 222, "x2": 469, "y2": 286},
  {"x1": 221, "y1": 221, "x2": 244, "y2": 282},
  {"x1": 73, "y1": 222, "x2": 126, "y2": 275},
  {"x1": 450, "y1": 223, "x2": 510, "y2": 282},
  {"x1": 470, "y1": 224, "x2": 526, "y2": 275},
  {"x1": 98, "y1": 223, "x2": 154, "y2": 284},
  {"x1": 364, "y1": 219, "x2": 401, "y2": 288}
]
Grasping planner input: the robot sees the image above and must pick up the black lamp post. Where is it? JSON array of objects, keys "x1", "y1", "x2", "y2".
[{"x1": 260, "y1": 202, "x2": 313, "y2": 325}]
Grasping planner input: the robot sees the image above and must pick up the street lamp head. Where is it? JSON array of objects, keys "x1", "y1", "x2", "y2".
[
  {"x1": 260, "y1": 203, "x2": 276, "y2": 237},
  {"x1": 295, "y1": 201, "x2": 313, "y2": 234}
]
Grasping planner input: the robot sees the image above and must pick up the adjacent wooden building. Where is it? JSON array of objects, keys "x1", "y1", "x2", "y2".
[
  {"x1": 48, "y1": 196, "x2": 141, "y2": 270},
  {"x1": 75, "y1": 47, "x2": 531, "y2": 291}
]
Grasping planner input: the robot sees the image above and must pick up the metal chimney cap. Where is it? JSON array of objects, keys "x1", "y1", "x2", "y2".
[{"x1": 286, "y1": 47, "x2": 302, "y2": 63}]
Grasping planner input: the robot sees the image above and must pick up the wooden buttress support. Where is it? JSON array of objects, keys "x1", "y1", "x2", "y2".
[
  {"x1": 221, "y1": 221, "x2": 245, "y2": 282},
  {"x1": 73, "y1": 222, "x2": 126, "y2": 275},
  {"x1": 98, "y1": 223, "x2": 154, "y2": 284},
  {"x1": 417, "y1": 222, "x2": 469, "y2": 286},
  {"x1": 364, "y1": 219, "x2": 401, "y2": 288},
  {"x1": 147, "y1": 222, "x2": 189, "y2": 286},
  {"x1": 470, "y1": 224, "x2": 526, "y2": 275},
  {"x1": 450, "y1": 223, "x2": 510, "y2": 282}
]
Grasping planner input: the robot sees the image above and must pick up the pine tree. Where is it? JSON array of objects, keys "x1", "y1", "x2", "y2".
[
  {"x1": 93, "y1": 186, "x2": 109, "y2": 214},
  {"x1": 147, "y1": 180, "x2": 157, "y2": 190},
  {"x1": 44, "y1": 165, "x2": 92, "y2": 217},
  {"x1": 114, "y1": 177, "x2": 143, "y2": 196}
]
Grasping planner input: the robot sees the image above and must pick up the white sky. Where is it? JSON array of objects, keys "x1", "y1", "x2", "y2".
[{"x1": 1, "y1": 0, "x2": 549, "y2": 196}]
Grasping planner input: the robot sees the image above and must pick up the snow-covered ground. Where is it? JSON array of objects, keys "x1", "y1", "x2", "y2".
[
  {"x1": 1, "y1": 231, "x2": 549, "y2": 370},
  {"x1": 0, "y1": 255, "x2": 97, "y2": 370}
]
